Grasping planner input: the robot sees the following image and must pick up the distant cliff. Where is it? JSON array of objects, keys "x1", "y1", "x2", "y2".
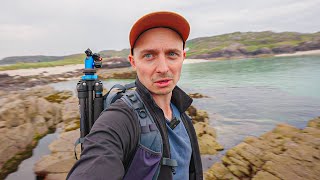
[{"x1": 187, "y1": 31, "x2": 320, "y2": 59}]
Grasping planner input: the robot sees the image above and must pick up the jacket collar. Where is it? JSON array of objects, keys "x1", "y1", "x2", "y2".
[{"x1": 135, "y1": 78, "x2": 193, "y2": 113}]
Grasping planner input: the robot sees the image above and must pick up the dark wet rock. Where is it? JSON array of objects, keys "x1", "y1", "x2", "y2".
[
  {"x1": 295, "y1": 40, "x2": 320, "y2": 51},
  {"x1": 102, "y1": 57, "x2": 130, "y2": 69},
  {"x1": 188, "y1": 93, "x2": 210, "y2": 99},
  {"x1": 252, "y1": 47, "x2": 273, "y2": 55},
  {"x1": 97, "y1": 67, "x2": 136, "y2": 79},
  {"x1": 272, "y1": 45, "x2": 295, "y2": 54}
]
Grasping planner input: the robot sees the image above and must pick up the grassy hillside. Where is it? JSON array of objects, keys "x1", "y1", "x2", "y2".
[
  {"x1": 0, "y1": 54, "x2": 85, "y2": 71},
  {"x1": 99, "y1": 49, "x2": 130, "y2": 58},
  {"x1": 186, "y1": 31, "x2": 320, "y2": 57},
  {"x1": 0, "y1": 56, "x2": 65, "y2": 65}
]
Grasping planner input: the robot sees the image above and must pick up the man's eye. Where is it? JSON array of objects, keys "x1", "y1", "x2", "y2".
[
  {"x1": 169, "y1": 52, "x2": 177, "y2": 56},
  {"x1": 144, "y1": 54, "x2": 152, "y2": 58}
]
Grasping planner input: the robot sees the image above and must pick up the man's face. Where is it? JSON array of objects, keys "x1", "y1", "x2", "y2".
[{"x1": 128, "y1": 28, "x2": 185, "y2": 96}]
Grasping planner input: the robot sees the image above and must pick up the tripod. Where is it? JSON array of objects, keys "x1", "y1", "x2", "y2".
[{"x1": 76, "y1": 49, "x2": 104, "y2": 151}]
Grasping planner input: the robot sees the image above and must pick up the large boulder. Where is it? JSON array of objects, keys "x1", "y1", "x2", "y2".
[{"x1": 205, "y1": 117, "x2": 320, "y2": 180}]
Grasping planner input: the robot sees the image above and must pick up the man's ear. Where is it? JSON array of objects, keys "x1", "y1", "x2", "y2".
[
  {"x1": 183, "y1": 50, "x2": 186, "y2": 60},
  {"x1": 128, "y1": 54, "x2": 136, "y2": 70}
]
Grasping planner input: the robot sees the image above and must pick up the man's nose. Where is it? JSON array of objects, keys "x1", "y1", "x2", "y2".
[{"x1": 156, "y1": 54, "x2": 169, "y2": 74}]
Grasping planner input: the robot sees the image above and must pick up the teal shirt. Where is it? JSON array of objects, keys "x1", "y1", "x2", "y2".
[{"x1": 166, "y1": 103, "x2": 192, "y2": 180}]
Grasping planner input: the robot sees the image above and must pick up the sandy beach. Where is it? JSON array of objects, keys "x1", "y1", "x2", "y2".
[
  {"x1": 275, "y1": 49, "x2": 320, "y2": 57},
  {"x1": 0, "y1": 59, "x2": 209, "y2": 77},
  {"x1": 0, "y1": 64, "x2": 85, "y2": 77}
]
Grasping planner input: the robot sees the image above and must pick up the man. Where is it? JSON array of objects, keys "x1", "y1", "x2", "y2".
[{"x1": 67, "y1": 11, "x2": 203, "y2": 180}]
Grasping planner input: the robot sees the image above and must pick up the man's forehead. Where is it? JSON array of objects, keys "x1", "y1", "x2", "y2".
[
  {"x1": 134, "y1": 28, "x2": 184, "y2": 50},
  {"x1": 138, "y1": 27, "x2": 184, "y2": 41}
]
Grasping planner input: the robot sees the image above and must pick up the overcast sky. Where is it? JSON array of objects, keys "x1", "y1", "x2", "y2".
[{"x1": 1, "y1": 0, "x2": 320, "y2": 59}]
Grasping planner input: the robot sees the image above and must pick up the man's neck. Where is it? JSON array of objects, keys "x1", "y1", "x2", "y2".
[{"x1": 152, "y1": 92, "x2": 173, "y2": 121}]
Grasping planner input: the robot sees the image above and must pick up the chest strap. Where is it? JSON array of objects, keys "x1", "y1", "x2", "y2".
[{"x1": 161, "y1": 157, "x2": 178, "y2": 175}]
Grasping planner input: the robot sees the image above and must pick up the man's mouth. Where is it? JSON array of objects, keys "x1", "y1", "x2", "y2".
[{"x1": 154, "y1": 79, "x2": 172, "y2": 87}]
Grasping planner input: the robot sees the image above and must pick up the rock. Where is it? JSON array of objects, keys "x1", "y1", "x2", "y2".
[
  {"x1": 97, "y1": 67, "x2": 136, "y2": 80},
  {"x1": 194, "y1": 122, "x2": 216, "y2": 138},
  {"x1": 1, "y1": 99, "x2": 28, "y2": 127},
  {"x1": 34, "y1": 130, "x2": 80, "y2": 179},
  {"x1": 34, "y1": 116, "x2": 49, "y2": 135},
  {"x1": 205, "y1": 163, "x2": 239, "y2": 180},
  {"x1": 197, "y1": 133, "x2": 223, "y2": 154},
  {"x1": 111, "y1": 71, "x2": 137, "y2": 79},
  {"x1": 272, "y1": 45, "x2": 295, "y2": 54},
  {"x1": 102, "y1": 57, "x2": 131, "y2": 69},
  {"x1": 45, "y1": 173, "x2": 69, "y2": 180},
  {"x1": 44, "y1": 91, "x2": 72, "y2": 104},
  {"x1": 0, "y1": 121, "x2": 5, "y2": 128},
  {"x1": 61, "y1": 97, "x2": 80, "y2": 131},
  {"x1": 188, "y1": 93, "x2": 209, "y2": 98},
  {"x1": 252, "y1": 171, "x2": 281, "y2": 180},
  {"x1": 0, "y1": 86, "x2": 72, "y2": 179},
  {"x1": 189, "y1": 106, "x2": 223, "y2": 155},
  {"x1": 295, "y1": 40, "x2": 320, "y2": 51},
  {"x1": 308, "y1": 118, "x2": 320, "y2": 128},
  {"x1": 252, "y1": 47, "x2": 273, "y2": 55},
  {"x1": 205, "y1": 117, "x2": 320, "y2": 180},
  {"x1": 186, "y1": 105, "x2": 209, "y2": 123}
]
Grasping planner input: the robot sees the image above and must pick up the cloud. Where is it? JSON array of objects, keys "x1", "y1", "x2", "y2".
[{"x1": 0, "y1": 0, "x2": 319, "y2": 59}]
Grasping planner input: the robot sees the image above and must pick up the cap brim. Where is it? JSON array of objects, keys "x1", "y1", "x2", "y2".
[{"x1": 129, "y1": 11, "x2": 190, "y2": 49}]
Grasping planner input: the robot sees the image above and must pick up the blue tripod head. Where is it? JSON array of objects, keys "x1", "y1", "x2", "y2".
[{"x1": 82, "y1": 48, "x2": 102, "y2": 80}]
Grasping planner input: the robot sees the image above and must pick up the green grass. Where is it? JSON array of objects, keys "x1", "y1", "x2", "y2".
[
  {"x1": 0, "y1": 54, "x2": 85, "y2": 71},
  {"x1": 185, "y1": 31, "x2": 320, "y2": 57}
]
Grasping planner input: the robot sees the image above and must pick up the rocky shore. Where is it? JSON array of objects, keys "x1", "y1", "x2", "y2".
[
  {"x1": 205, "y1": 117, "x2": 320, "y2": 180},
  {"x1": 0, "y1": 86, "x2": 72, "y2": 179},
  {"x1": 0, "y1": 66, "x2": 137, "y2": 91}
]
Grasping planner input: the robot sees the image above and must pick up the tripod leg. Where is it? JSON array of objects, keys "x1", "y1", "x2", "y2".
[
  {"x1": 77, "y1": 81, "x2": 88, "y2": 151},
  {"x1": 94, "y1": 80, "x2": 104, "y2": 122},
  {"x1": 87, "y1": 80, "x2": 94, "y2": 131}
]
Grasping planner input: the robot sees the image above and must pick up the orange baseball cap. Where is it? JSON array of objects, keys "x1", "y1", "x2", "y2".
[{"x1": 129, "y1": 11, "x2": 190, "y2": 53}]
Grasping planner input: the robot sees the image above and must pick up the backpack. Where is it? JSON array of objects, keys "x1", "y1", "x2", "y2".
[{"x1": 76, "y1": 82, "x2": 178, "y2": 179}]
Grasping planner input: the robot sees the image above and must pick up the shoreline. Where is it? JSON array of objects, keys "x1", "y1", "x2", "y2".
[
  {"x1": 1, "y1": 49, "x2": 319, "y2": 77},
  {"x1": 0, "y1": 59, "x2": 209, "y2": 77}
]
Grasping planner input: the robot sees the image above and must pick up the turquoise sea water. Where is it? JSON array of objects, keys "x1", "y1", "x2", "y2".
[
  {"x1": 50, "y1": 55, "x2": 320, "y2": 169},
  {"x1": 180, "y1": 55, "x2": 320, "y2": 168}
]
